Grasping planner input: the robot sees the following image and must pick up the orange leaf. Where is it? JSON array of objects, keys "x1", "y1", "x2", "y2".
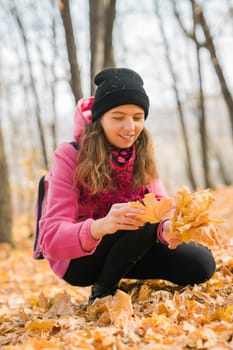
[
  {"x1": 25, "y1": 319, "x2": 55, "y2": 332},
  {"x1": 130, "y1": 194, "x2": 173, "y2": 223},
  {"x1": 210, "y1": 305, "x2": 233, "y2": 323}
]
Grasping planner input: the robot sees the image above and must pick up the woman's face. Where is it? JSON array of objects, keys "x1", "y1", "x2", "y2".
[{"x1": 100, "y1": 104, "x2": 145, "y2": 148}]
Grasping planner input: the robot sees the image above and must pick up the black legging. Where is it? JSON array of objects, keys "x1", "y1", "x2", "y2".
[{"x1": 63, "y1": 223, "x2": 216, "y2": 288}]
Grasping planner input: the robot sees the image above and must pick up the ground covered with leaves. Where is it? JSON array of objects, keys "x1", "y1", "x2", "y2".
[{"x1": 0, "y1": 186, "x2": 233, "y2": 349}]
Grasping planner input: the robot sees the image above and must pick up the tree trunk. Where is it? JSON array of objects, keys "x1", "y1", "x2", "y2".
[
  {"x1": 193, "y1": 0, "x2": 233, "y2": 137},
  {"x1": 11, "y1": 6, "x2": 49, "y2": 169},
  {"x1": 0, "y1": 125, "x2": 13, "y2": 244},
  {"x1": 155, "y1": 1, "x2": 197, "y2": 189},
  {"x1": 192, "y1": 2, "x2": 212, "y2": 188},
  {"x1": 59, "y1": 0, "x2": 83, "y2": 102},
  {"x1": 50, "y1": 0, "x2": 59, "y2": 150},
  {"x1": 211, "y1": 142, "x2": 232, "y2": 186},
  {"x1": 89, "y1": 0, "x2": 116, "y2": 93},
  {"x1": 172, "y1": 0, "x2": 230, "y2": 188},
  {"x1": 89, "y1": 0, "x2": 106, "y2": 93},
  {"x1": 196, "y1": 46, "x2": 212, "y2": 188},
  {"x1": 104, "y1": 0, "x2": 116, "y2": 68}
]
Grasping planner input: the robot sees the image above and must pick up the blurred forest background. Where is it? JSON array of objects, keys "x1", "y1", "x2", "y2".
[{"x1": 0, "y1": 0, "x2": 232, "y2": 245}]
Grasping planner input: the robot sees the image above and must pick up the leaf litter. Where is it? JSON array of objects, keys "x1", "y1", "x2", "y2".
[{"x1": 0, "y1": 186, "x2": 233, "y2": 349}]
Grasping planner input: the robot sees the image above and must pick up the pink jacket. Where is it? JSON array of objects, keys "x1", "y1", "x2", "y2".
[{"x1": 39, "y1": 97, "x2": 167, "y2": 278}]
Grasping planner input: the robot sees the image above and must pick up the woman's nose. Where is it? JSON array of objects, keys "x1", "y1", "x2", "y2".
[{"x1": 123, "y1": 117, "x2": 134, "y2": 130}]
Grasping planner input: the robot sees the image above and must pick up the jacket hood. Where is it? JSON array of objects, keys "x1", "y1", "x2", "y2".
[{"x1": 73, "y1": 97, "x2": 94, "y2": 142}]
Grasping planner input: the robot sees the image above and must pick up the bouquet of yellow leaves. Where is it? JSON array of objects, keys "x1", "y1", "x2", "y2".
[
  {"x1": 165, "y1": 187, "x2": 221, "y2": 249},
  {"x1": 130, "y1": 188, "x2": 221, "y2": 249}
]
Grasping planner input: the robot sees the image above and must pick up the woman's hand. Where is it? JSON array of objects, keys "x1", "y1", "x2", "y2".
[
  {"x1": 162, "y1": 220, "x2": 183, "y2": 249},
  {"x1": 90, "y1": 202, "x2": 146, "y2": 240}
]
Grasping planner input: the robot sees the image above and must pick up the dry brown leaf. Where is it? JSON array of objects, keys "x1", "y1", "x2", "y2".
[
  {"x1": 37, "y1": 292, "x2": 50, "y2": 310},
  {"x1": 45, "y1": 292, "x2": 74, "y2": 318},
  {"x1": 137, "y1": 284, "x2": 152, "y2": 301},
  {"x1": 87, "y1": 290, "x2": 133, "y2": 326}
]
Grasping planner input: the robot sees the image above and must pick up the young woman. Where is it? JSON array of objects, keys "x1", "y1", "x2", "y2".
[{"x1": 39, "y1": 67, "x2": 216, "y2": 305}]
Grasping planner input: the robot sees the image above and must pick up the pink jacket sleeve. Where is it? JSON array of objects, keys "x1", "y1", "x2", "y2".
[
  {"x1": 147, "y1": 178, "x2": 170, "y2": 244},
  {"x1": 39, "y1": 143, "x2": 101, "y2": 261},
  {"x1": 147, "y1": 177, "x2": 167, "y2": 199}
]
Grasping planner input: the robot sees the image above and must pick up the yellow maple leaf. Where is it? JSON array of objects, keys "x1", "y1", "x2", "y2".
[
  {"x1": 190, "y1": 223, "x2": 220, "y2": 247},
  {"x1": 182, "y1": 230, "x2": 192, "y2": 243},
  {"x1": 25, "y1": 319, "x2": 55, "y2": 332},
  {"x1": 210, "y1": 305, "x2": 233, "y2": 323},
  {"x1": 130, "y1": 193, "x2": 173, "y2": 224}
]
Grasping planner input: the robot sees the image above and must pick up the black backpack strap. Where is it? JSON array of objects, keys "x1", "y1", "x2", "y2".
[
  {"x1": 33, "y1": 175, "x2": 46, "y2": 259},
  {"x1": 70, "y1": 141, "x2": 79, "y2": 150}
]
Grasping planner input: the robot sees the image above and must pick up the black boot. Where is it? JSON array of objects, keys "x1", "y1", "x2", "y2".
[{"x1": 87, "y1": 282, "x2": 118, "y2": 306}]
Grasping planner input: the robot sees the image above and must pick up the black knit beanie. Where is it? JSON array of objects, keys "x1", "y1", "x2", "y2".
[{"x1": 91, "y1": 67, "x2": 150, "y2": 122}]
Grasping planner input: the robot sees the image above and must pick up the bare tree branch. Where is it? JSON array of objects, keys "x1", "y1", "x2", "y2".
[
  {"x1": 10, "y1": 5, "x2": 49, "y2": 169},
  {"x1": 173, "y1": 0, "x2": 233, "y2": 138},
  {"x1": 171, "y1": 0, "x2": 206, "y2": 48}
]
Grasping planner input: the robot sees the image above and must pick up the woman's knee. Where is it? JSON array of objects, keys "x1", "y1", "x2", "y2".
[
  {"x1": 167, "y1": 243, "x2": 216, "y2": 286},
  {"x1": 196, "y1": 245, "x2": 216, "y2": 283},
  {"x1": 184, "y1": 244, "x2": 216, "y2": 285}
]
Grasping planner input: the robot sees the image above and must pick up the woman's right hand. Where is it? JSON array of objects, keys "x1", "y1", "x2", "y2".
[
  {"x1": 162, "y1": 220, "x2": 183, "y2": 249},
  {"x1": 90, "y1": 202, "x2": 146, "y2": 240}
]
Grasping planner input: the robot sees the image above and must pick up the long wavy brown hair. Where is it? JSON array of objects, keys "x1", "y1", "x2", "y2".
[{"x1": 75, "y1": 119, "x2": 159, "y2": 194}]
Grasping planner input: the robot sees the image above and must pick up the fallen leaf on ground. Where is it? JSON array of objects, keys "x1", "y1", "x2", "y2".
[
  {"x1": 87, "y1": 289, "x2": 133, "y2": 326},
  {"x1": 45, "y1": 292, "x2": 74, "y2": 318}
]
